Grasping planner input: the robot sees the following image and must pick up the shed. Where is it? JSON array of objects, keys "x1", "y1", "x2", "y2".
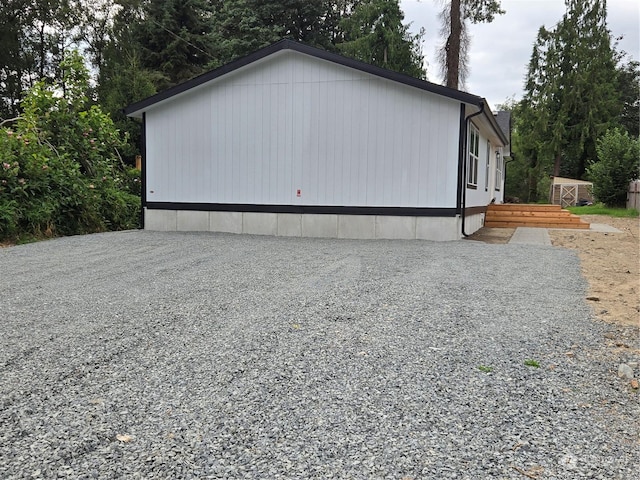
[
  {"x1": 125, "y1": 40, "x2": 509, "y2": 241},
  {"x1": 549, "y1": 177, "x2": 593, "y2": 207}
]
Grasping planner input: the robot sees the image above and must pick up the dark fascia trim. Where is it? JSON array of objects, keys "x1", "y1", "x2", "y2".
[
  {"x1": 124, "y1": 39, "x2": 484, "y2": 118},
  {"x1": 146, "y1": 202, "x2": 458, "y2": 217},
  {"x1": 465, "y1": 205, "x2": 487, "y2": 216}
]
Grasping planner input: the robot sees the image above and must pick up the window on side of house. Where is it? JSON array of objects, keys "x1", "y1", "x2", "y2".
[
  {"x1": 485, "y1": 141, "x2": 491, "y2": 191},
  {"x1": 467, "y1": 125, "x2": 479, "y2": 188},
  {"x1": 495, "y1": 148, "x2": 502, "y2": 191}
]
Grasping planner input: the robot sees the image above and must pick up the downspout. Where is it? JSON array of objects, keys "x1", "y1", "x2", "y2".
[
  {"x1": 460, "y1": 101, "x2": 485, "y2": 237},
  {"x1": 140, "y1": 112, "x2": 147, "y2": 229}
]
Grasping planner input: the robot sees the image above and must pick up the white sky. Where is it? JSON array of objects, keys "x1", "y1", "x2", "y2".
[{"x1": 400, "y1": 0, "x2": 640, "y2": 110}]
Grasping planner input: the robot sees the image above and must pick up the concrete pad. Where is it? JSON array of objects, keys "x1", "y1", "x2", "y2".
[
  {"x1": 277, "y1": 214, "x2": 302, "y2": 237},
  {"x1": 508, "y1": 227, "x2": 551, "y2": 246},
  {"x1": 548, "y1": 223, "x2": 623, "y2": 233},
  {"x1": 177, "y1": 210, "x2": 209, "y2": 231},
  {"x1": 144, "y1": 209, "x2": 177, "y2": 231},
  {"x1": 338, "y1": 215, "x2": 376, "y2": 239},
  {"x1": 209, "y1": 211, "x2": 242, "y2": 234},
  {"x1": 302, "y1": 214, "x2": 338, "y2": 238},
  {"x1": 587, "y1": 223, "x2": 623, "y2": 233},
  {"x1": 243, "y1": 212, "x2": 278, "y2": 236},
  {"x1": 375, "y1": 216, "x2": 416, "y2": 239}
]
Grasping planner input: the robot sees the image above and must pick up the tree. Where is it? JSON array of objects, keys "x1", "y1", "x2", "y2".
[
  {"x1": 0, "y1": 50, "x2": 140, "y2": 240},
  {"x1": 588, "y1": 128, "x2": 639, "y2": 207},
  {"x1": 134, "y1": 0, "x2": 215, "y2": 90},
  {"x1": 0, "y1": 0, "x2": 81, "y2": 118},
  {"x1": 437, "y1": 0, "x2": 504, "y2": 89},
  {"x1": 616, "y1": 59, "x2": 640, "y2": 138},
  {"x1": 338, "y1": 0, "x2": 425, "y2": 78},
  {"x1": 517, "y1": 0, "x2": 620, "y2": 201}
]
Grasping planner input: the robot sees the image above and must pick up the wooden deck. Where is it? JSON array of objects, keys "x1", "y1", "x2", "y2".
[{"x1": 485, "y1": 204, "x2": 590, "y2": 229}]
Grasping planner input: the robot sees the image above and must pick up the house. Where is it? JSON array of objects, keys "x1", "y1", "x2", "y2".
[{"x1": 124, "y1": 39, "x2": 509, "y2": 241}]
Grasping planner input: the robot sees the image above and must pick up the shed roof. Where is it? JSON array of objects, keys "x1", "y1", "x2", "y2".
[
  {"x1": 552, "y1": 176, "x2": 593, "y2": 185},
  {"x1": 124, "y1": 39, "x2": 508, "y2": 145}
]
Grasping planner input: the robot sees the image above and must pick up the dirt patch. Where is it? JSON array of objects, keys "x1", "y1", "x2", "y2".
[
  {"x1": 465, "y1": 227, "x2": 515, "y2": 244},
  {"x1": 549, "y1": 215, "x2": 639, "y2": 329}
]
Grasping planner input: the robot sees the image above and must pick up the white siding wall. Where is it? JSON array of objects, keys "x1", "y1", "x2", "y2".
[{"x1": 145, "y1": 51, "x2": 461, "y2": 208}]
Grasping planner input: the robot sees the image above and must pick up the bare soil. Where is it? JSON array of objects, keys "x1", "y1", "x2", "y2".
[{"x1": 549, "y1": 215, "x2": 639, "y2": 329}]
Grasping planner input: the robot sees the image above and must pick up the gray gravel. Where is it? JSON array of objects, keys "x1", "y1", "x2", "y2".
[{"x1": 1, "y1": 230, "x2": 638, "y2": 479}]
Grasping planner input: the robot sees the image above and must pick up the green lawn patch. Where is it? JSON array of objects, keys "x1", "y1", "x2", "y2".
[{"x1": 566, "y1": 204, "x2": 639, "y2": 218}]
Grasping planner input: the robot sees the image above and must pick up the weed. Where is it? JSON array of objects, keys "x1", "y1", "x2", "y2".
[{"x1": 524, "y1": 359, "x2": 540, "y2": 368}]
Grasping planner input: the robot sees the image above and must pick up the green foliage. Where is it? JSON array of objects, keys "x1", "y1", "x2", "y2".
[
  {"x1": 477, "y1": 365, "x2": 493, "y2": 373},
  {"x1": 567, "y1": 203, "x2": 639, "y2": 217},
  {"x1": 338, "y1": 0, "x2": 425, "y2": 78},
  {"x1": 519, "y1": 1, "x2": 619, "y2": 181},
  {"x1": 616, "y1": 60, "x2": 640, "y2": 138},
  {"x1": 133, "y1": 0, "x2": 214, "y2": 90},
  {"x1": 587, "y1": 128, "x2": 640, "y2": 208},
  {"x1": 524, "y1": 359, "x2": 540, "y2": 368},
  {"x1": 0, "y1": 50, "x2": 139, "y2": 241}
]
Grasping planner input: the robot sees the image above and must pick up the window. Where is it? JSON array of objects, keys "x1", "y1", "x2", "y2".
[
  {"x1": 467, "y1": 125, "x2": 479, "y2": 188},
  {"x1": 495, "y1": 149, "x2": 502, "y2": 191},
  {"x1": 485, "y1": 141, "x2": 491, "y2": 191}
]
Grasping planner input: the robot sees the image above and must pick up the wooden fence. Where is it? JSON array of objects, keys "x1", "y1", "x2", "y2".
[{"x1": 628, "y1": 180, "x2": 640, "y2": 210}]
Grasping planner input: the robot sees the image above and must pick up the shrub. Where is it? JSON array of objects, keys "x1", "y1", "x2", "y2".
[
  {"x1": 587, "y1": 128, "x2": 640, "y2": 207},
  {"x1": 0, "y1": 51, "x2": 140, "y2": 241}
]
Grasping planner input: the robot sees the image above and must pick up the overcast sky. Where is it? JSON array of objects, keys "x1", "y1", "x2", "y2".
[{"x1": 399, "y1": 0, "x2": 640, "y2": 111}]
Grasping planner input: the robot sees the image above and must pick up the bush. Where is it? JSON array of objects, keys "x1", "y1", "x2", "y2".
[
  {"x1": 0, "y1": 51, "x2": 140, "y2": 241},
  {"x1": 587, "y1": 128, "x2": 640, "y2": 207}
]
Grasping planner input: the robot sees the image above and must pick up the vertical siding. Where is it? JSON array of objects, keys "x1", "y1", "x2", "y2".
[{"x1": 145, "y1": 51, "x2": 462, "y2": 208}]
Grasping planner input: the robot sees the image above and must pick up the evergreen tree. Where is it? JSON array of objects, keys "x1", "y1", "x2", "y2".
[
  {"x1": 134, "y1": 0, "x2": 215, "y2": 89},
  {"x1": 616, "y1": 59, "x2": 640, "y2": 138},
  {"x1": 518, "y1": 0, "x2": 620, "y2": 195},
  {"x1": 337, "y1": 0, "x2": 425, "y2": 78}
]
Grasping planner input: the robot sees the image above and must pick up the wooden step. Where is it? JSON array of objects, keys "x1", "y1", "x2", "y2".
[
  {"x1": 485, "y1": 203, "x2": 590, "y2": 229},
  {"x1": 487, "y1": 204, "x2": 563, "y2": 212},
  {"x1": 484, "y1": 221, "x2": 591, "y2": 229}
]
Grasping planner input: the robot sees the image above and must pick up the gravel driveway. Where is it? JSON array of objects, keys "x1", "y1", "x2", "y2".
[{"x1": 1, "y1": 231, "x2": 638, "y2": 479}]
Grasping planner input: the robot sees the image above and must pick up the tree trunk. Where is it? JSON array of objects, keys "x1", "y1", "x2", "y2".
[
  {"x1": 528, "y1": 157, "x2": 539, "y2": 202},
  {"x1": 446, "y1": 0, "x2": 462, "y2": 89},
  {"x1": 553, "y1": 152, "x2": 562, "y2": 177}
]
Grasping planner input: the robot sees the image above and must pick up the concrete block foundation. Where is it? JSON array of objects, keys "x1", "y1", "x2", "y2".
[{"x1": 144, "y1": 209, "x2": 472, "y2": 241}]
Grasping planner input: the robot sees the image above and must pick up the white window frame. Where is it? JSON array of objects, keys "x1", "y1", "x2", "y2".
[
  {"x1": 485, "y1": 141, "x2": 491, "y2": 192},
  {"x1": 467, "y1": 125, "x2": 480, "y2": 188}
]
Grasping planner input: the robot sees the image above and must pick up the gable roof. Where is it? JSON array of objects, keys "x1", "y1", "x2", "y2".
[{"x1": 124, "y1": 39, "x2": 508, "y2": 145}]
